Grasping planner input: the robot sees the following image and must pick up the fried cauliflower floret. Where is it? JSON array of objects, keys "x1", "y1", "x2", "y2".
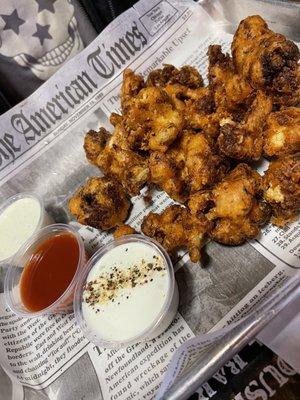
[
  {"x1": 84, "y1": 128, "x2": 110, "y2": 165},
  {"x1": 217, "y1": 91, "x2": 272, "y2": 161},
  {"x1": 141, "y1": 205, "x2": 212, "y2": 263},
  {"x1": 114, "y1": 224, "x2": 136, "y2": 239},
  {"x1": 122, "y1": 86, "x2": 184, "y2": 153},
  {"x1": 232, "y1": 15, "x2": 300, "y2": 106},
  {"x1": 84, "y1": 128, "x2": 149, "y2": 196},
  {"x1": 149, "y1": 131, "x2": 228, "y2": 201},
  {"x1": 161, "y1": 84, "x2": 220, "y2": 137},
  {"x1": 68, "y1": 177, "x2": 130, "y2": 230},
  {"x1": 146, "y1": 64, "x2": 220, "y2": 138},
  {"x1": 188, "y1": 164, "x2": 270, "y2": 245},
  {"x1": 121, "y1": 69, "x2": 145, "y2": 112},
  {"x1": 146, "y1": 64, "x2": 204, "y2": 89},
  {"x1": 211, "y1": 200, "x2": 270, "y2": 245},
  {"x1": 263, "y1": 108, "x2": 300, "y2": 157},
  {"x1": 208, "y1": 44, "x2": 254, "y2": 118},
  {"x1": 178, "y1": 131, "x2": 229, "y2": 193},
  {"x1": 263, "y1": 155, "x2": 300, "y2": 226},
  {"x1": 149, "y1": 150, "x2": 187, "y2": 202},
  {"x1": 109, "y1": 113, "x2": 131, "y2": 150},
  {"x1": 184, "y1": 89, "x2": 222, "y2": 137}
]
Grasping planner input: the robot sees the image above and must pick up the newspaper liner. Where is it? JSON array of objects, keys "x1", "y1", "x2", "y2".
[{"x1": 0, "y1": 0, "x2": 299, "y2": 399}]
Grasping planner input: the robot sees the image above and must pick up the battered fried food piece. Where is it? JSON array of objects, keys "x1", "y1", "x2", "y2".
[
  {"x1": 263, "y1": 155, "x2": 300, "y2": 226},
  {"x1": 146, "y1": 64, "x2": 220, "y2": 137},
  {"x1": 84, "y1": 128, "x2": 149, "y2": 196},
  {"x1": 121, "y1": 69, "x2": 145, "y2": 112},
  {"x1": 263, "y1": 108, "x2": 300, "y2": 157},
  {"x1": 141, "y1": 205, "x2": 212, "y2": 262},
  {"x1": 149, "y1": 150, "x2": 187, "y2": 202},
  {"x1": 84, "y1": 128, "x2": 110, "y2": 165},
  {"x1": 122, "y1": 84, "x2": 184, "y2": 153},
  {"x1": 188, "y1": 164, "x2": 270, "y2": 244},
  {"x1": 232, "y1": 15, "x2": 300, "y2": 106},
  {"x1": 184, "y1": 89, "x2": 222, "y2": 137},
  {"x1": 218, "y1": 91, "x2": 272, "y2": 161},
  {"x1": 114, "y1": 224, "x2": 136, "y2": 239},
  {"x1": 147, "y1": 65, "x2": 204, "y2": 88},
  {"x1": 149, "y1": 131, "x2": 228, "y2": 201},
  {"x1": 161, "y1": 84, "x2": 220, "y2": 137},
  {"x1": 180, "y1": 131, "x2": 229, "y2": 192},
  {"x1": 208, "y1": 45, "x2": 254, "y2": 118},
  {"x1": 68, "y1": 177, "x2": 130, "y2": 230}
]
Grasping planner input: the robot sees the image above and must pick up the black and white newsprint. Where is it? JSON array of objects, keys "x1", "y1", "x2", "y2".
[{"x1": 0, "y1": 0, "x2": 299, "y2": 399}]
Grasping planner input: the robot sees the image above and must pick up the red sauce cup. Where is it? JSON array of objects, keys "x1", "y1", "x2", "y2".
[{"x1": 4, "y1": 224, "x2": 87, "y2": 317}]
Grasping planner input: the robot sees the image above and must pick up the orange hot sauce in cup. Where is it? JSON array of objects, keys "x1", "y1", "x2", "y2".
[{"x1": 20, "y1": 233, "x2": 80, "y2": 312}]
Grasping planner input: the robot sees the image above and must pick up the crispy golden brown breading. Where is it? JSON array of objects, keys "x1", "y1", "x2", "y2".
[
  {"x1": 122, "y1": 82, "x2": 184, "y2": 153},
  {"x1": 263, "y1": 155, "x2": 300, "y2": 226},
  {"x1": 114, "y1": 224, "x2": 136, "y2": 239},
  {"x1": 146, "y1": 65, "x2": 204, "y2": 89},
  {"x1": 149, "y1": 150, "x2": 187, "y2": 202},
  {"x1": 184, "y1": 89, "x2": 222, "y2": 137},
  {"x1": 208, "y1": 45, "x2": 254, "y2": 119},
  {"x1": 188, "y1": 164, "x2": 270, "y2": 244},
  {"x1": 178, "y1": 131, "x2": 229, "y2": 193},
  {"x1": 84, "y1": 128, "x2": 110, "y2": 165},
  {"x1": 121, "y1": 69, "x2": 145, "y2": 112},
  {"x1": 263, "y1": 107, "x2": 300, "y2": 157},
  {"x1": 146, "y1": 64, "x2": 221, "y2": 137},
  {"x1": 210, "y1": 200, "x2": 270, "y2": 245},
  {"x1": 84, "y1": 128, "x2": 149, "y2": 196},
  {"x1": 217, "y1": 91, "x2": 272, "y2": 161},
  {"x1": 149, "y1": 131, "x2": 228, "y2": 201},
  {"x1": 68, "y1": 177, "x2": 130, "y2": 230},
  {"x1": 141, "y1": 205, "x2": 212, "y2": 263},
  {"x1": 232, "y1": 15, "x2": 300, "y2": 106}
]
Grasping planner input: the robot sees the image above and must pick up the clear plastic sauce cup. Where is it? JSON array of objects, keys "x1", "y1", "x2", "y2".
[
  {"x1": 0, "y1": 192, "x2": 53, "y2": 264},
  {"x1": 74, "y1": 234, "x2": 179, "y2": 349},
  {"x1": 4, "y1": 223, "x2": 87, "y2": 317}
]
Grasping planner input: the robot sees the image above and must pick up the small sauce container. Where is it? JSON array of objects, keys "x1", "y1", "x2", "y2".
[
  {"x1": 74, "y1": 234, "x2": 179, "y2": 349},
  {"x1": 4, "y1": 224, "x2": 87, "y2": 317},
  {"x1": 0, "y1": 192, "x2": 52, "y2": 264}
]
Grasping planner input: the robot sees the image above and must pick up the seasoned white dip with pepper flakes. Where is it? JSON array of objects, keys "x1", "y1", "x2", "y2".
[{"x1": 82, "y1": 242, "x2": 169, "y2": 342}]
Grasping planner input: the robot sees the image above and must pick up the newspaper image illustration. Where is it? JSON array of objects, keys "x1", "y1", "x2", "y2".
[{"x1": 0, "y1": 0, "x2": 299, "y2": 399}]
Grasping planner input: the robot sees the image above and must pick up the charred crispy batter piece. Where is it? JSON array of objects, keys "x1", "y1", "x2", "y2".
[
  {"x1": 263, "y1": 108, "x2": 300, "y2": 157},
  {"x1": 84, "y1": 128, "x2": 110, "y2": 165},
  {"x1": 68, "y1": 177, "x2": 130, "y2": 230},
  {"x1": 184, "y1": 88, "x2": 222, "y2": 137},
  {"x1": 84, "y1": 128, "x2": 149, "y2": 196},
  {"x1": 208, "y1": 45, "x2": 254, "y2": 119},
  {"x1": 146, "y1": 65, "x2": 204, "y2": 89},
  {"x1": 188, "y1": 164, "x2": 270, "y2": 245},
  {"x1": 232, "y1": 15, "x2": 300, "y2": 106},
  {"x1": 141, "y1": 205, "x2": 212, "y2": 263},
  {"x1": 122, "y1": 81, "x2": 184, "y2": 152},
  {"x1": 114, "y1": 224, "x2": 136, "y2": 239},
  {"x1": 217, "y1": 91, "x2": 272, "y2": 161},
  {"x1": 263, "y1": 155, "x2": 300, "y2": 226}
]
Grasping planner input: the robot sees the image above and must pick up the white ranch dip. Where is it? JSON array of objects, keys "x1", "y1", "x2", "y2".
[
  {"x1": 82, "y1": 241, "x2": 174, "y2": 342},
  {"x1": 0, "y1": 196, "x2": 41, "y2": 262}
]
